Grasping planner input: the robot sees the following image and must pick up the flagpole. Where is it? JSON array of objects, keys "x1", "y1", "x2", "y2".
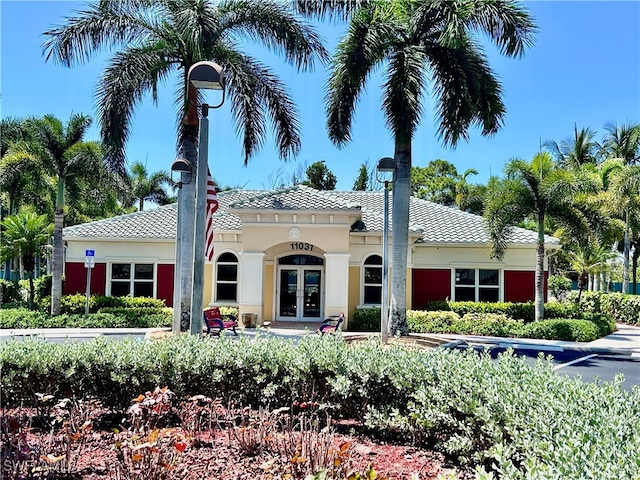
[{"x1": 190, "y1": 104, "x2": 209, "y2": 335}]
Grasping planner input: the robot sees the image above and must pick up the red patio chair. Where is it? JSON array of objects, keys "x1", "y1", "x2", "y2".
[
  {"x1": 203, "y1": 307, "x2": 238, "y2": 336},
  {"x1": 316, "y1": 312, "x2": 345, "y2": 334}
]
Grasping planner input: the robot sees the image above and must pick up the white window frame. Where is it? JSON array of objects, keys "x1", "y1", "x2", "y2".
[
  {"x1": 361, "y1": 254, "x2": 383, "y2": 306},
  {"x1": 451, "y1": 267, "x2": 502, "y2": 302},
  {"x1": 108, "y1": 262, "x2": 157, "y2": 298},
  {"x1": 214, "y1": 251, "x2": 239, "y2": 304}
]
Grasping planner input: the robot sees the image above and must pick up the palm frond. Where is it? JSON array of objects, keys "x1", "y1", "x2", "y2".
[
  {"x1": 219, "y1": 0, "x2": 329, "y2": 69},
  {"x1": 468, "y1": 0, "x2": 537, "y2": 57},
  {"x1": 42, "y1": 0, "x2": 159, "y2": 66},
  {"x1": 428, "y1": 36, "x2": 505, "y2": 147},
  {"x1": 64, "y1": 114, "x2": 94, "y2": 147},
  {"x1": 325, "y1": 6, "x2": 392, "y2": 146},
  {"x1": 96, "y1": 42, "x2": 175, "y2": 173},
  {"x1": 483, "y1": 176, "x2": 530, "y2": 259},
  {"x1": 222, "y1": 47, "x2": 304, "y2": 162},
  {"x1": 382, "y1": 45, "x2": 427, "y2": 143},
  {"x1": 293, "y1": 0, "x2": 369, "y2": 22}
]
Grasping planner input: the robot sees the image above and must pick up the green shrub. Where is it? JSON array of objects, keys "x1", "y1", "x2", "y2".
[
  {"x1": 423, "y1": 300, "x2": 450, "y2": 311},
  {"x1": 599, "y1": 293, "x2": 640, "y2": 326},
  {"x1": 454, "y1": 313, "x2": 523, "y2": 337},
  {"x1": 425, "y1": 301, "x2": 537, "y2": 321},
  {"x1": 33, "y1": 274, "x2": 52, "y2": 301},
  {"x1": 99, "y1": 307, "x2": 172, "y2": 327},
  {"x1": 548, "y1": 275, "x2": 572, "y2": 299},
  {"x1": 0, "y1": 308, "x2": 50, "y2": 328},
  {"x1": 407, "y1": 310, "x2": 611, "y2": 342},
  {"x1": 520, "y1": 318, "x2": 600, "y2": 342},
  {"x1": 93, "y1": 295, "x2": 166, "y2": 310},
  {"x1": 0, "y1": 309, "x2": 128, "y2": 329},
  {"x1": 583, "y1": 313, "x2": 616, "y2": 337},
  {"x1": 407, "y1": 310, "x2": 460, "y2": 333},
  {"x1": 0, "y1": 279, "x2": 23, "y2": 305},
  {"x1": 218, "y1": 306, "x2": 239, "y2": 318},
  {"x1": 1, "y1": 336, "x2": 638, "y2": 480},
  {"x1": 544, "y1": 302, "x2": 583, "y2": 319},
  {"x1": 37, "y1": 294, "x2": 166, "y2": 314},
  {"x1": 568, "y1": 291, "x2": 640, "y2": 326},
  {"x1": 351, "y1": 307, "x2": 381, "y2": 331}
]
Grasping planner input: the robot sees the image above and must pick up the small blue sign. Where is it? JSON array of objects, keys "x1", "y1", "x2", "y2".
[{"x1": 85, "y1": 250, "x2": 95, "y2": 256}]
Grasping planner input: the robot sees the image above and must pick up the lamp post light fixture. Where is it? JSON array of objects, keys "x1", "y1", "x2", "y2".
[
  {"x1": 187, "y1": 61, "x2": 225, "y2": 336},
  {"x1": 376, "y1": 156, "x2": 397, "y2": 345}
]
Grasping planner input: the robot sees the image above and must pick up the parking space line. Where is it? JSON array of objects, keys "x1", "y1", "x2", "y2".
[{"x1": 553, "y1": 353, "x2": 598, "y2": 371}]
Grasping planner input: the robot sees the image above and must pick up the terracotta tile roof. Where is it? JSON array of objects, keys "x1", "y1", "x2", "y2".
[{"x1": 63, "y1": 186, "x2": 558, "y2": 246}]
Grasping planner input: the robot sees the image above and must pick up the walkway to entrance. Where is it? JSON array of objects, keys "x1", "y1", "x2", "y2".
[{"x1": 265, "y1": 321, "x2": 321, "y2": 330}]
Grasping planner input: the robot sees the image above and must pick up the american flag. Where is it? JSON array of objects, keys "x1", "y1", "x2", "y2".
[{"x1": 205, "y1": 168, "x2": 219, "y2": 262}]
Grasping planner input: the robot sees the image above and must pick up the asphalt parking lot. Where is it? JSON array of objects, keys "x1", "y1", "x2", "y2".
[{"x1": 460, "y1": 344, "x2": 640, "y2": 391}]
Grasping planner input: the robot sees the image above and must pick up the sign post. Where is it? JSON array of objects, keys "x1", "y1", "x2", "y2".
[{"x1": 84, "y1": 250, "x2": 95, "y2": 318}]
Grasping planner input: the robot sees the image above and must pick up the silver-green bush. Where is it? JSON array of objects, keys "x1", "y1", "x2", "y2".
[{"x1": 1, "y1": 336, "x2": 638, "y2": 480}]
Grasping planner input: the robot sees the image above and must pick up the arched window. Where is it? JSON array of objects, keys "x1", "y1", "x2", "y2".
[
  {"x1": 216, "y1": 252, "x2": 238, "y2": 302},
  {"x1": 363, "y1": 255, "x2": 382, "y2": 305}
]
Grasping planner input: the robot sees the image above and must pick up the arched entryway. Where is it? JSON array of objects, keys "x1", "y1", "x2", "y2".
[{"x1": 276, "y1": 254, "x2": 324, "y2": 321}]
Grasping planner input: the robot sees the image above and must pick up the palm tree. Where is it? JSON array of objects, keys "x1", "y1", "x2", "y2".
[
  {"x1": 124, "y1": 162, "x2": 173, "y2": 211},
  {"x1": 43, "y1": 0, "x2": 327, "y2": 328},
  {"x1": 606, "y1": 165, "x2": 640, "y2": 293},
  {"x1": 42, "y1": 0, "x2": 328, "y2": 173},
  {"x1": 22, "y1": 114, "x2": 104, "y2": 315},
  {"x1": 0, "y1": 117, "x2": 53, "y2": 216},
  {"x1": 566, "y1": 240, "x2": 617, "y2": 302},
  {"x1": 0, "y1": 212, "x2": 53, "y2": 309},
  {"x1": 455, "y1": 168, "x2": 485, "y2": 214},
  {"x1": 602, "y1": 121, "x2": 640, "y2": 166},
  {"x1": 317, "y1": 0, "x2": 536, "y2": 334},
  {"x1": 484, "y1": 152, "x2": 591, "y2": 321},
  {"x1": 544, "y1": 124, "x2": 600, "y2": 169},
  {"x1": 1, "y1": 117, "x2": 28, "y2": 158}
]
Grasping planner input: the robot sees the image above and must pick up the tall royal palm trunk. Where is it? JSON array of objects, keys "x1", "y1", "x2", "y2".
[
  {"x1": 622, "y1": 209, "x2": 630, "y2": 294},
  {"x1": 632, "y1": 243, "x2": 638, "y2": 294},
  {"x1": 390, "y1": 139, "x2": 411, "y2": 336},
  {"x1": 51, "y1": 178, "x2": 64, "y2": 315},
  {"x1": 535, "y1": 213, "x2": 545, "y2": 321}
]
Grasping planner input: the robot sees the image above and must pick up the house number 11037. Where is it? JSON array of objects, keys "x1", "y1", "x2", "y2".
[{"x1": 291, "y1": 242, "x2": 314, "y2": 251}]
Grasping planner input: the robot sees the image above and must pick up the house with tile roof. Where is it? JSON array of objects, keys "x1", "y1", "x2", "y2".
[{"x1": 62, "y1": 185, "x2": 560, "y2": 329}]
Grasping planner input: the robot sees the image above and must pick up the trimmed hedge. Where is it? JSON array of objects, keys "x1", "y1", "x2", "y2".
[
  {"x1": 98, "y1": 307, "x2": 172, "y2": 327},
  {"x1": 568, "y1": 291, "x2": 640, "y2": 325},
  {"x1": 424, "y1": 300, "x2": 583, "y2": 322},
  {"x1": 407, "y1": 309, "x2": 611, "y2": 342},
  {"x1": 36, "y1": 294, "x2": 166, "y2": 314},
  {"x1": 1, "y1": 336, "x2": 638, "y2": 480},
  {"x1": 351, "y1": 307, "x2": 381, "y2": 331},
  {"x1": 519, "y1": 318, "x2": 599, "y2": 342},
  {"x1": 0, "y1": 307, "x2": 172, "y2": 329}
]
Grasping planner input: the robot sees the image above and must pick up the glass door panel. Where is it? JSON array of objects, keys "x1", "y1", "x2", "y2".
[
  {"x1": 279, "y1": 269, "x2": 298, "y2": 318},
  {"x1": 302, "y1": 270, "x2": 321, "y2": 318}
]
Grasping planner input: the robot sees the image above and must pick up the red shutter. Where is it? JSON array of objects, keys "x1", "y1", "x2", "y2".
[
  {"x1": 157, "y1": 264, "x2": 175, "y2": 307},
  {"x1": 412, "y1": 269, "x2": 451, "y2": 309},
  {"x1": 504, "y1": 270, "x2": 545, "y2": 302},
  {"x1": 63, "y1": 262, "x2": 106, "y2": 295}
]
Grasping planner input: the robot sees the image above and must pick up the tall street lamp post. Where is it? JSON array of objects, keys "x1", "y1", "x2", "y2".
[
  {"x1": 376, "y1": 157, "x2": 397, "y2": 344},
  {"x1": 189, "y1": 61, "x2": 225, "y2": 336},
  {"x1": 171, "y1": 61, "x2": 224, "y2": 335}
]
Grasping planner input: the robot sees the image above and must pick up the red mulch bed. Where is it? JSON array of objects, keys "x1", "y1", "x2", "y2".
[{"x1": 2, "y1": 400, "x2": 474, "y2": 480}]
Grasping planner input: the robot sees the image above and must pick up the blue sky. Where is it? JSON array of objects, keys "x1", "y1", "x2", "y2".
[{"x1": 1, "y1": 1, "x2": 639, "y2": 192}]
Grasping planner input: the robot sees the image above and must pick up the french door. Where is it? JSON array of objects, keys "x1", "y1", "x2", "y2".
[{"x1": 276, "y1": 255, "x2": 323, "y2": 321}]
